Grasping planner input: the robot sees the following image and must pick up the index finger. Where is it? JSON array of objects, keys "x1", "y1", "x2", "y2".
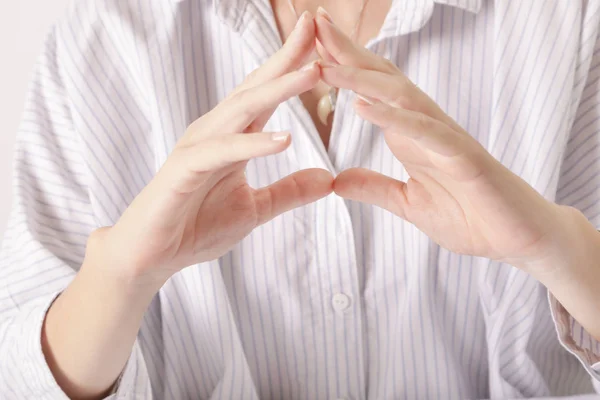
[
  {"x1": 192, "y1": 62, "x2": 321, "y2": 137},
  {"x1": 234, "y1": 10, "x2": 316, "y2": 95},
  {"x1": 314, "y1": 8, "x2": 398, "y2": 75},
  {"x1": 321, "y1": 64, "x2": 465, "y2": 133}
]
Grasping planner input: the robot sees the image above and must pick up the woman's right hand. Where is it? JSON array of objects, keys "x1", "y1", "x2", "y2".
[{"x1": 88, "y1": 11, "x2": 332, "y2": 290}]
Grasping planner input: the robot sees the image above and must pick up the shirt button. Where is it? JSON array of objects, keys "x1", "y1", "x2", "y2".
[{"x1": 331, "y1": 293, "x2": 351, "y2": 312}]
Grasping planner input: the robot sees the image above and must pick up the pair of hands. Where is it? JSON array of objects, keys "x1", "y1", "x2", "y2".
[{"x1": 92, "y1": 10, "x2": 572, "y2": 292}]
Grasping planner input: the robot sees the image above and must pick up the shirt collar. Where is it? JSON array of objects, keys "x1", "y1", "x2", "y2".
[
  {"x1": 434, "y1": 0, "x2": 482, "y2": 14},
  {"x1": 168, "y1": 0, "x2": 483, "y2": 15},
  {"x1": 167, "y1": 0, "x2": 482, "y2": 41}
]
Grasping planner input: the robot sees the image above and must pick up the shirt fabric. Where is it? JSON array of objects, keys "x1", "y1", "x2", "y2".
[{"x1": 2, "y1": 0, "x2": 600, "y2": 398}]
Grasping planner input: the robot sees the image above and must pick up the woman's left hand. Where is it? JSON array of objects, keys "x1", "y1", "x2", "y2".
[{"x1": 315, "y1": 9, "x2": 572, "y2": 269}]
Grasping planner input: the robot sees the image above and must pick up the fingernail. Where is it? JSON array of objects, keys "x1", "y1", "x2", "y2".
[
  {"x1": 271, "y1": 132, "x2": 291, "y2": 142},
  {"x1": 317, "y1": 7, "x2": 333, "y2": 23},
  {"x1": 356, "y1": 94, "x2": 375, "y2": 105},
  {"x1": 300, "y1": 60, "x2": 318, "y2": 72},
  {"x1": 294, "y1": 10, "x2": 308, "y2": 30}
]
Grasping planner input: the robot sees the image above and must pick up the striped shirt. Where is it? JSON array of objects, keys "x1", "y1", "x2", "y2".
[{"x1": 2, "y1": 0, "x2": 600, "y2": 398}]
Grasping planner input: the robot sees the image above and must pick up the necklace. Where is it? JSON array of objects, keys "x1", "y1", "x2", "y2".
[{"x1": 286, "y1": 0, "x2": 369, "y2": 125}]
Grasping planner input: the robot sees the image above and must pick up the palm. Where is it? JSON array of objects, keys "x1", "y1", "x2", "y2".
[
  {"x1": 401, "y1": 164, "x2": 550, "y2": 262},
  {"x1": 190, "y1": 169, "x2": 257, "y2": 261},
  {"x1": 336, "y1": 128, "x2": 559, "y2": 265},
  {"x1": 114, "y1": 167, "x2": 253, "y2": 275}
]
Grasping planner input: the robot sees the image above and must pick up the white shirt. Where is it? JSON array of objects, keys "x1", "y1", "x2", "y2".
[{"x1": 1, "y1": 0, "x2": 600, "y2": 398}]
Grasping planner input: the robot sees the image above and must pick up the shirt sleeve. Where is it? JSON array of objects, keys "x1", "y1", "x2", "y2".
[
  {"x1": 552, "y1": 5, "x2": 600, "y2": 390},
  {"x1": 0, "y1": 27, "x2": 152, "y2": 399}
]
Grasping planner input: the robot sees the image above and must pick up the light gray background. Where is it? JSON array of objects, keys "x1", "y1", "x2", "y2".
[{"x1": 0, "y1": 0, "x2": 70, "y2": 236}]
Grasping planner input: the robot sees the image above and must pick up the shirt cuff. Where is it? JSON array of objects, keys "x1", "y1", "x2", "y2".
[
  {"x1": 15, "y1": 292, "x2": 150, "y2": 399},
  {"x1": 548, "y1": 292, "x2": 600, "y2": 388}
]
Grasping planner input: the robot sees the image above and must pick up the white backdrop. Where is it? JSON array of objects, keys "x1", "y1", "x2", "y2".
[{"x1": 0, "y1": 0, "x2": 70, "y2": 236}]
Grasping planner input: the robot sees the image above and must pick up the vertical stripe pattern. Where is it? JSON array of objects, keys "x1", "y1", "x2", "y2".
[{"x1": 1, "y1": 0, "x2": 600, "y2": 399}]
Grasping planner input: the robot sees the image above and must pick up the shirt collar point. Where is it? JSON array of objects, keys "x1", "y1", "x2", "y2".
[{"x1": 433, "y1": 0, "x2": 483, "y2": 14}]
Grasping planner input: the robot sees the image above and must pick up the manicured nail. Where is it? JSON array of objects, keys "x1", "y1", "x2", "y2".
[
  {"x1": 317, "y1": 7, "x2": 333, "y2": 23},
  {"x1": 300, "y1": 60, "x2": 318, "y2": 72},
  {"x1": 356, "y1": 94, "x2": 375, "y2": 105},
  {"x1": 271, "y1": 132, "x2": 290, "y2": 142},
  {"x1": 294, "y1": 10, "x2": 308, "y2": 30}
]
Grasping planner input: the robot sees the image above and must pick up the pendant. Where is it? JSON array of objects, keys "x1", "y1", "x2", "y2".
[{"x1": 317, "y1": 87, "x2": 337, "y2": 125}]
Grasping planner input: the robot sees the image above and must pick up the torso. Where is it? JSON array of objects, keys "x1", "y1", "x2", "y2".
[{"x1": 27, "y1": 0, "x2": 600, "y2": 398}]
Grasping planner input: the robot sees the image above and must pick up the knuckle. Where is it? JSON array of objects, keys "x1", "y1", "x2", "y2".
[
  {"x1": 381, "y1": 105, "x2": 397, "y2": 122},
  {"x1": 390, "y1": 78, "x2": 420, "y2": 109},
  {"x1": 232, "y1": 87, "x2": 251, "y2": 104},
  {"x1": 390, "y1": 94, "x2": 413, "y2": 110},
  {"x1": 380, "y1": 57, "x2": 398, "y2": 73},
  {"x1": 170, "y1": 146, "x2": 196, "y2": 174},
  {"x1": 415, "y1": 113, "x2": 434, "y2": 132},
  {"x1": 244, "y1": 67, "x2": 260, "y2": 84},
  {"x1": 231, "y1": 89, "x2": 257, "y2": 119}
]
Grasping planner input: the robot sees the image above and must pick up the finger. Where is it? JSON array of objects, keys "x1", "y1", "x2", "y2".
[
  {"x1": 253, "y1": 168, "x2": 334, "y2": 225},
  {"x1": 192, "y1": 62, "x2": 320, "y2": 137},
  {"x1": 333, "y1": 168, "x2": 407, "y2": 218},
  {"x1": 221, "y1": 11, "x2": 316, "y2": 134},
  {"x1": 235, "y1": 11, "x2": 316, "y2": 93},
  {"x1": 356, "y1": 102, "x2": 488, "y2": 181},
  {"x1": 355, "y1": 101, "x2": 467, "y2": 157},
  {"x1": 226, "y1": 62, "x2": 320, "y2": 132},
  {"x1": 322, "y1": 64, "x2": 464, "y2": 132},
  {"x1": 316, "y1": 39, "x2": 338, "y2": 64},
  {"x1": 315, "y1": 8, "x2": 398, "y2": 74},
  {"x1": 169, "y1": 132, "x2": 292, "y2": 194}
]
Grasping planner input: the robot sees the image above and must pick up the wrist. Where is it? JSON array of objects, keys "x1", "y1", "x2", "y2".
[
  {"x1": 518, "y1": 205, "x2": 600, "y2": 341},
  {"x1": 43, "y1": 231, "x2": 158, "y2": 399},
  {"x1": 83, "y1": 227, "x2": 165, "y2": 303},
  {"x1": 517, "y1": 205, "x2": 600, "y2": 288}
]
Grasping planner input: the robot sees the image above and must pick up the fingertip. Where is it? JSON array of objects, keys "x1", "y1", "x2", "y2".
[
  {"x1": 313, "y1": 168, "x2": 336, "y2": 185},
  {"x1": 332, "y1": 168, "x2": 358, "y2": 194},
  {"x1": 314, "y1": 12, "x2": 330, "y2": 35},
  {"x1": 303, "y1": 168, "x2": 335, "y2": 188},
  {"x1": 287, "y1": 10, "x2": 315, "y2": 48},
  {"x1": 300, "y1": 61, "x2": 322, "y2": 84},
  {"x1": 313, "y1": 169, "x2": 336, "y2": 195},
  {"x1": 316, "y1": 7, "x2": 334, "y2": 24},
  {"x1": 302, "y1": 10, "x2": 316, "y2": 36}
]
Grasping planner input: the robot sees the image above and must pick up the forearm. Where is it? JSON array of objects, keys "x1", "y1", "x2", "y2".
[
  {"x1": 520, "y1": 205, "x2": 600, "y2": 342},
  {"x1": 42, "y1": 231, "x2": 158, "y2": 399}
]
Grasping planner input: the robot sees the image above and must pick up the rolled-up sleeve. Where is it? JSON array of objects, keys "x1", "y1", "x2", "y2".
[
  {"x1": 552, "y1": 5, "x2": 600, "y2": 391},
  {"x1": 0, "y1": 27, "x2": 152, "y2": 399}
]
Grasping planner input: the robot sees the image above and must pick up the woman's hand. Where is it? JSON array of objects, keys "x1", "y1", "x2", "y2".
[
  {"x1": 315, "y1": 9, "x2": 567, "y2": 269},
  {"x1": 316, "y1": 9, "x2": 600, "y2": 341},
  {"x1": 92, "y1": 11, "x2": 333, "y2": 291}
]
